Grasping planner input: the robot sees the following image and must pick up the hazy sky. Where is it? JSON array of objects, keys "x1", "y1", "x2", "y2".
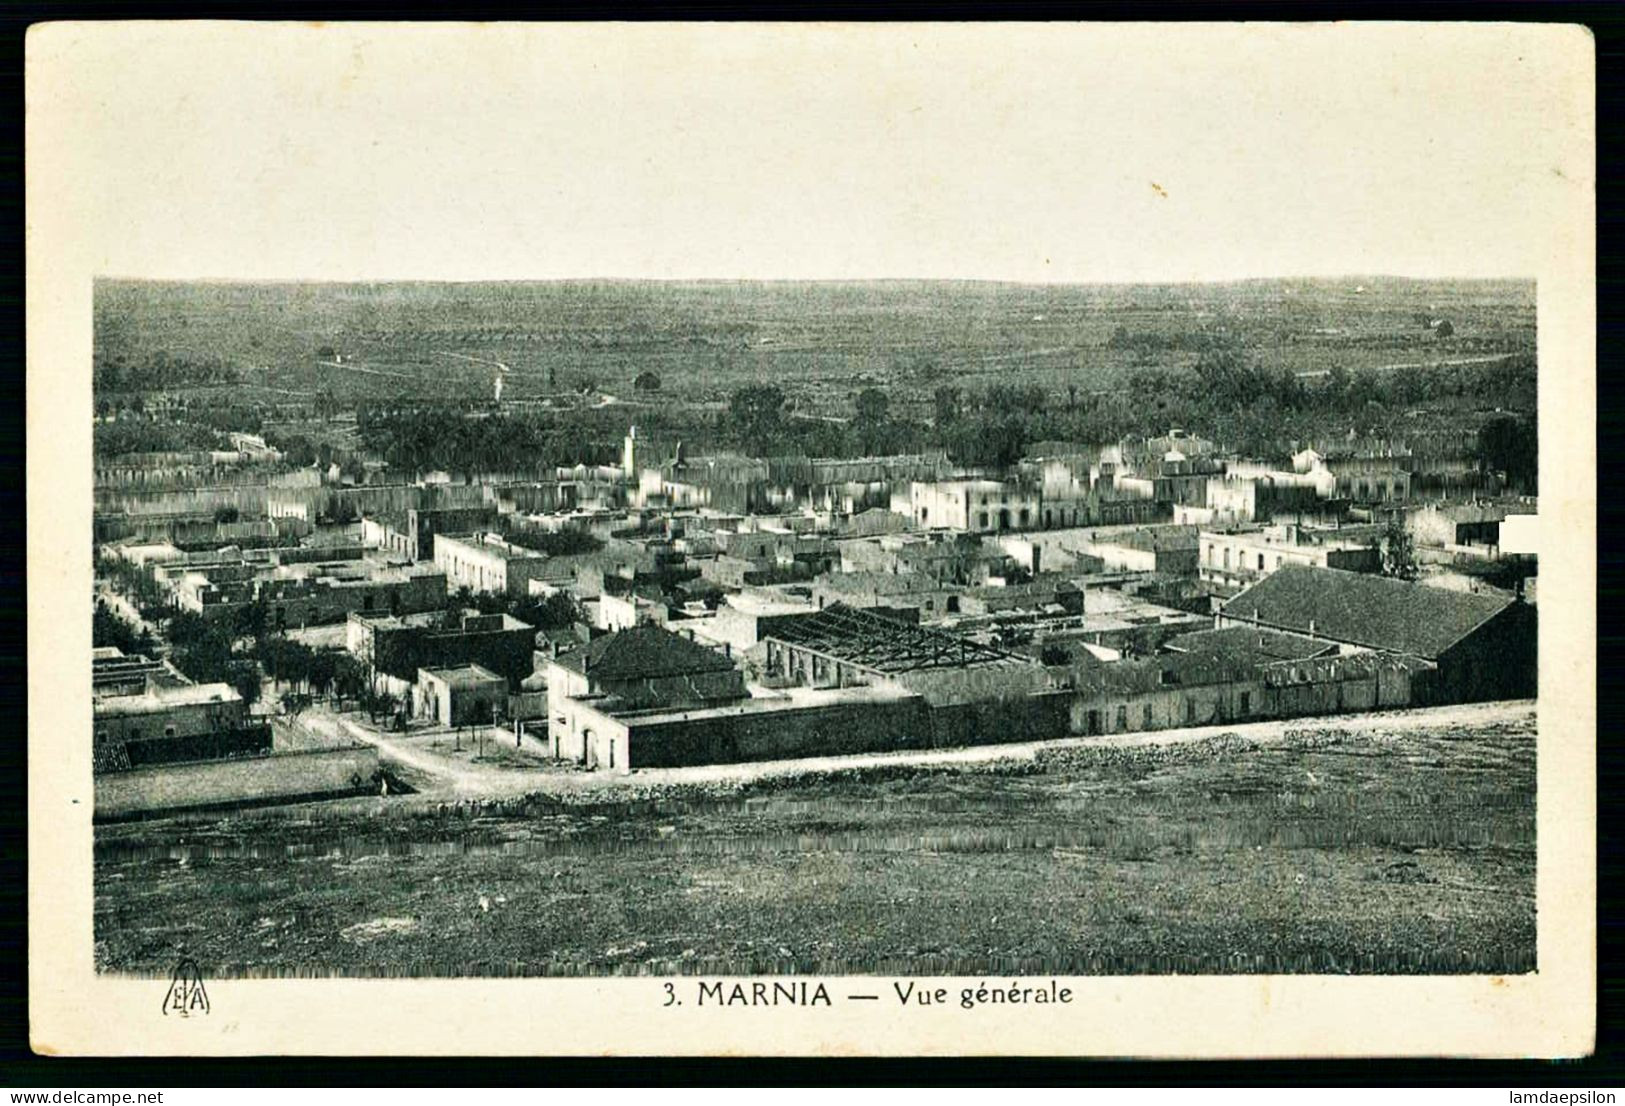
[{"x1": 30, "y1": 22, "x2": 1592, "y2": 283}]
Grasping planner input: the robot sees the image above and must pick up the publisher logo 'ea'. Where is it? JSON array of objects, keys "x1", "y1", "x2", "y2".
[{"x1": 161, "y1": 959, "x2": 209, "y2": 1017}]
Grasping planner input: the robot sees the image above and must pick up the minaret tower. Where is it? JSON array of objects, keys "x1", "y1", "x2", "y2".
[{"x1": 622, "y1": 424, "x2": 638, "y2": 480}]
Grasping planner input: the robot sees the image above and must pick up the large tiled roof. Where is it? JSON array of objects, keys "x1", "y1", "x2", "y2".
[
  {"x1": 1223, "y1": 565, "x2": 1514, "y2": 659},
  {"x1": 556, "y1": 624, "x2": 736, "y2": 681}
]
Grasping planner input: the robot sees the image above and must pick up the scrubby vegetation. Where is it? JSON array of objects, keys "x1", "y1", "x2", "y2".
[{"x1": 95, "y1": 713, "x2": 1534, "y2": 977}]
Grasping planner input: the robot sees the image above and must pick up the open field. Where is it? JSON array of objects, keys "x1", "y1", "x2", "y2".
[
  {"x1": 96, "y1": 277, "x2": 1536, "y2": 415},
  {"x1": 94, "y1": 706, "x2": 1535, "y2": 977}
]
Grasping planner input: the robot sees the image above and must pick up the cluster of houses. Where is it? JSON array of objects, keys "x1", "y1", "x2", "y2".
[{"x1": 94, "y1": 422, "x2": 1538, "y2": 789}]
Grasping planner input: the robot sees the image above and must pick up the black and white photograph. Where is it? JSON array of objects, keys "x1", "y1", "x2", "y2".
[{"x1": 29, "y1": 21, "x2": 1594, "y2": 1056}]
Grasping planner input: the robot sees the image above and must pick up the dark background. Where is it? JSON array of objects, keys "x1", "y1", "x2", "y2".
[{"x1": 0, "y1": 0, "x2": 1617, "y2": 1086}]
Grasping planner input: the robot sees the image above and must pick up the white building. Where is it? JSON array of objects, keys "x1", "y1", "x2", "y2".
[
  {"x1": 908, "y1": 480, "x2": 1041, "y2": 534},
  {"x1": 1199, "y1": 524, "x2": 1380, "y2": 592},
  {"x1": 432, "y1": 532, "x2": 550, "y2": 598}
]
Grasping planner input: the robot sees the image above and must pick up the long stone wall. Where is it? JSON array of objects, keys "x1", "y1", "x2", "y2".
[
  {"x1": 626, "y1": 696, "x2": 936, "y2": 770},
  {"x1": 94, "y1": 746, "x2": 380, "y2": 820}
]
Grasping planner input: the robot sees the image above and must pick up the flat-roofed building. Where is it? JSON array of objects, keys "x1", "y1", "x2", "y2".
[
  {"x1": 92, "y1": 679, "x2": 269, "y2": 771},
  {"x1": 1199, "y1": 524, "x2": 1379, "y2": 593},
  {"x1": 433, "y1": 532, "x2": 551, "y2": 598},
  {"x1": 416, "y1": 664, "x2": 508, "y2": 727},
  {"x1": 1073, "y1": 525, "x2": 1200, "y2": 576},
  {"x1": 347, "y1": 607, "x2": 537, "y2": 694},
  {"x1": 909, "y1": 479, "x2": 1042, "y2": 534}
]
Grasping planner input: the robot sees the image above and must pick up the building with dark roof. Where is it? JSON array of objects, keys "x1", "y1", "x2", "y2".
[
  {"x1": 546, "y1": 625, "x2": 750, "y2": 766},
  {"x1": 1220, "y1": 564, "x2": 1535, "y2": 703},
  {"x1": 347, "y1": 608, "x2": 536, "y2": 692},
  {"x1": 545, "y1": 611, "x2": 1070, "y2": 772},
  {"x1": 1163, "y1": 625, "x2": 1338, "y2": 666},
  {"x1": 553, "y1": 623, "x2": 740, "y2": 684}
]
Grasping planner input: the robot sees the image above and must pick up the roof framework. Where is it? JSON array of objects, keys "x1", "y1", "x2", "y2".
[{"x1": 768, "y1": 603, "x2": 1024, "y2": 675}]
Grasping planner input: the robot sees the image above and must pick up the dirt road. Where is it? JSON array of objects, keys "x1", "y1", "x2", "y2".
[{"x1": 326, "y1": 699, "x2": 1536, "y2": 801}]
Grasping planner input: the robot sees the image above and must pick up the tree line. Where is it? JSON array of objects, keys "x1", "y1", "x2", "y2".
[{"x1": 290, "y1": 346, "x2": 1536, "y2": 488}]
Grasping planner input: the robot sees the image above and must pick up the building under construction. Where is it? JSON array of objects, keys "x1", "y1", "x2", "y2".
[
  {"x1": 762, "y1": 602, "x2": 1032, "y2": 691},
  {"x1": 761, "y1": 603, "x2": 1069, "y2": 751}
]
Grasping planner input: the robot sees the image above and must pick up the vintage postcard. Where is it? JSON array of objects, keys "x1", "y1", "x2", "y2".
[{"x1": 26, "y1": 22, "x2": 1595, "y2": 1056}]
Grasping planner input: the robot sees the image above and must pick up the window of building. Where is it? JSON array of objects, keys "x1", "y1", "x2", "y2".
[
  {"x1": 1257, "y1": 553, "x2": 1266, "y2": 571},
  {"x1": 164, "y1": 726, "x2": 176, "y2": 738},
  {"x1": 1185, "y1": 699, "x2": 1196, "y2": 723},
  {"x1": 1240, "y1": 692, "x2": 1251, "y2": 715},
  {"x1": 1142, "y1": 704, "x2": 1153, "y2": 728},
  {"x1": 978, "y1": 512, "x2": 989, "y2": 529},
  {"x1": 1115, "y1": 705, "x2": 1127, "y2": 731}
]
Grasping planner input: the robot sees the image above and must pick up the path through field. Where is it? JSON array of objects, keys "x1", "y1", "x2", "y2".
[
  {"x1": 95, "y1": 700, "x2": 1537, "y2": 977},
  {"x1": 326, "y1": 699, "x2": 1535, "y2": 802}
]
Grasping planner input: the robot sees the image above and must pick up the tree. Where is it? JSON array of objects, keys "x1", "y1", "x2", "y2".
[
  {"x1": 516, "y1": 591, "x2": 583, "y2": 631},
  {"x1": 854, "y1": 387, "x2": 890, "y2": 425},
  {"x1": 729, "y1": 384, "x2": 786, "y2": 454},
  {"x1": 1326, "y1": 364, "x2": 1351, "y2": 401},
  {"x1": 93, "y1": 600, "x2": 156, "y2": 657},
  {"x1": 633, "y1": 371, "x2": 662, "y2": 393},
  {"x1": 168, "y1": 613, "x2": 237, "y2": 685},
  {"x1": 340, "y1": 457, "x2": 367, "y2": 484},
  {"x1": 333, "y1": 654, "x2": 370, "y2": 707},
  {"x1": 945, "y1": 413, "x2": 1027, "y2": 471},
  {"x1": 360, "y1": 686, "x2": 398, "y2": 725},
  {"x1": 933, "y1": 385, "x2": 962, "y2": 428},
  {"x1": 853, "y1": 387, "x2": 891, "y2": 455},
  {"x1": 257, "y1": 636, "x2": 316, "y2": 689},
  {"x1": 1477, "y1": 415, "x2": 1537, "y2": 493},
  {"x1": 306, "y1": 650, "x2": 340, "y2": 698},
  {"x1": 1379, "y1": 516, "x2": 1418, "y2": 582},
  {"x1": 227, "y1": 661, "x2": 263, "y2": 709},
  {"x1": 233, "y1": 596, "x2": 268, "y2": 641},
  {"x1": 1039, "y1": 643, "x2": 1070, "y2": 667},
  {"x1": 280, "y1": 690, "x2": 313, "y2": 717}
]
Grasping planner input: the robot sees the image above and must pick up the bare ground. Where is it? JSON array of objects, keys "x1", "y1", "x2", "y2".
[{"x1": 94, "y1": 704, "x2": 1536, "y2": 978}]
